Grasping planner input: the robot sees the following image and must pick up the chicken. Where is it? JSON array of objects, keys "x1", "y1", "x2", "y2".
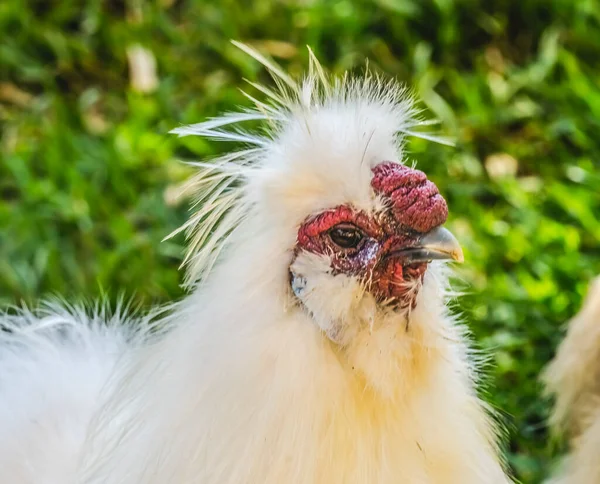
[
  {"x1": 542, "y1": 275, "x2": 600, "y2": 483},
  {"x1": 0, "y1": 43, "x2": 510, "y2": 483}
]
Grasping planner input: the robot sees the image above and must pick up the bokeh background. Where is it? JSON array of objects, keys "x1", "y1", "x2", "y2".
[{"x1": 1, "y1": 0, "x2": 600, "y2": 481}]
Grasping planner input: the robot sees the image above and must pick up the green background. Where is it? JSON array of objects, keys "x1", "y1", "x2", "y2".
[{"x1": 1, "y1": 1, "x2": 599, "y2": 481}]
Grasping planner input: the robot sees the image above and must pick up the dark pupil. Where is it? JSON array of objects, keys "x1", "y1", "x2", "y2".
[{"x1": 329, "y1": 226, "x2": 363, "y2": 249}]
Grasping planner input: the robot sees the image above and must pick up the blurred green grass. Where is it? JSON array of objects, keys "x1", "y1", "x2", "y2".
[{"x1": 1, "y1": 0, "x2": 599, "y2": 481}]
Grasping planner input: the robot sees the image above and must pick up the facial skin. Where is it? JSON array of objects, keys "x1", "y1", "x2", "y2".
[{"x1": 292, "y1": 162, "x2": 458, "y2": 310}]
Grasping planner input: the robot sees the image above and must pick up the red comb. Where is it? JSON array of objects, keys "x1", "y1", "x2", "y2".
[{"x1": 371, "y1": 162, "x2": 448, "y2": 233}]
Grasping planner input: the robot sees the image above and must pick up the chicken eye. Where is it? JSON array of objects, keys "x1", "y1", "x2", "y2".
[{"x1": 328, "y1": 224, "x2": 364, "y2": 249}]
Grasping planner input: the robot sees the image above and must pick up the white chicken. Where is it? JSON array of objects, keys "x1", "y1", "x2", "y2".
[
  {"x1": 543, "y1": 275, "x2": 600, "y2": 483},
  {"x1": 0, "y1": 43, "x2": 510, "y2": 483}
]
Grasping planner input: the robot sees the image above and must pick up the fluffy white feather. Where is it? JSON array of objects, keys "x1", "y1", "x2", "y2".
[
  {"x1": 0, "y1": 301, "x2": 166, "y2": 483},
  {"x1": 0, "y1": 44, "x2": 510, "y2": 483}
]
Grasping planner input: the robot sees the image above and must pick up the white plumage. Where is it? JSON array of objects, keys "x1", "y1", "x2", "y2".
[{"x1": 0, "y1": 43, "x2": 510, "y2": 483}]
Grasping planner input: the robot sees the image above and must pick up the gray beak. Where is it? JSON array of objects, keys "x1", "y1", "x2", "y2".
[{"x1": 389, "y1": 226, "x2": 464, "y2": 264}]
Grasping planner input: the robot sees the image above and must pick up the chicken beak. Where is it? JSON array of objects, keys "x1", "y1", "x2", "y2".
[{"x1": 389, "y1": 226, "x2": 464, "y2": 264}]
